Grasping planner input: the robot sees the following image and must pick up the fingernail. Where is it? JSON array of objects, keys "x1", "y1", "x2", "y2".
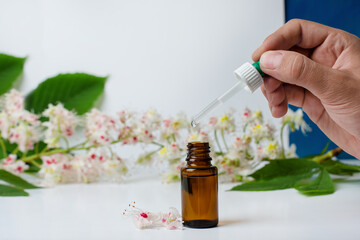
[{"x1": 260, "y1": 51, "x2": 283, "y2": 70}]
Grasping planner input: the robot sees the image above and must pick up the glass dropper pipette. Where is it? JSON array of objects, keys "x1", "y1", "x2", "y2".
[{"x1": 191, "y1": 61, "x2": 265, "y2": 127}]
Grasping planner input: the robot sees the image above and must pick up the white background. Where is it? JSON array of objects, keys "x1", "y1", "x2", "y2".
[{"x1": 0, "y1": 0, "x2": 284, "y2": 122}]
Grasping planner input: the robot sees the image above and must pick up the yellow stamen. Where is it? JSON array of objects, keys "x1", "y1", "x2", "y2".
[
  {"x1": 220, "y1": 115, "x2": 228, "y2": 122},
  {"x1": 160, "y1": 147, "x2": 167, "y2": 155}
]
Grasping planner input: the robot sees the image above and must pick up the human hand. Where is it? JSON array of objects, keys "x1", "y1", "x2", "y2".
[{"x1": 252, "y1": 19, "x2": 360, "y2": 159}]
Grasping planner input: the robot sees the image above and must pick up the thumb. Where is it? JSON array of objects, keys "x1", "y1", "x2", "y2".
[{"x1": 259, "y1": 50, "x2": 337, "y2": 98}]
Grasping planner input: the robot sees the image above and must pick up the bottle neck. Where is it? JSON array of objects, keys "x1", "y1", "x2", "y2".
[{"x1": 186, "y1": 142, "x2": 212, "y2": 167}]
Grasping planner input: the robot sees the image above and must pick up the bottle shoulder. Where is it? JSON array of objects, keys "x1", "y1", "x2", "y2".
[{"x1": 181, "y1": 165, "x2": 217, "y2": 177}]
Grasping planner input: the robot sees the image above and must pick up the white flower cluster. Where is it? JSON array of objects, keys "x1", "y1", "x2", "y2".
[
  {"x1": 0, "y1": 90, "x2": 40, "y2": 152},
  {"x1": 282, "y1": 108, "x2": 311, "y2": 134},
  {"x1": 43, "y1": 103, "x2": 78, "y2": 148},
  {"x1": 39, "y1": 151, "x2": 127, "y2": 186},
  {"x1": 1, "y1": 154, "x2": 28, "y2": 175},
  {"x1": 123, "y1": 202, "x2": 183, "y2": 230},
  {"x1": 199, "y1": 108, "x2": 304, "y2": 182},
  {"x1": 0, "y1": 90, "x2": 128, "y2": 185},
  {"x1": 0, "y1": 89, "x2": 310, "y2": 186}
]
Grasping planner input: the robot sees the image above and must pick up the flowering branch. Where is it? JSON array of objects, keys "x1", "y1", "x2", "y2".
[{"x1": 0, "y1": 89, "x2": 313, "y2": 187}]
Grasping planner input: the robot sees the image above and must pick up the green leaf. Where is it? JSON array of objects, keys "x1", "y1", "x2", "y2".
[
  {"x1": 0, "y1": 169, "x2": 40, "y2": 189},
  {"x1": 0, "y1": 53, "x2": 26, "y2": 95},
  {"x1": 25, "y1": 73, "x2": 107, "y2": 114},
  {"x1": 24, "y1": 158, "x2": 42, "y2": 173},
  {"x1": 295, "y1": 170, "x2": 335, "y2": 196},
  {"x1": 320, "y1": 142, "x2": 330, "y2": 154},
  {"x1": 230, "y1": 172, "x2": 315, "y2": 191},
  {"x1": 250, "y1": 158, "x2": 321, "y2": 180},
  {"x1": 22, "y1": 141, "x2": 47, "y2": 173},
  {"x1": 0, "y1": 138, "x2": 18, "y2": 159},
  {"x1": 0, "y1": 184, "x2": 29, "y2": 196},
  {"x1": 321, "y1": 159, "x2": 360, "y2": 176}
]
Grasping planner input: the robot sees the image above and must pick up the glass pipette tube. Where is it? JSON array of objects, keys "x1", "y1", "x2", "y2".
[
  {"x1": 191, "y1": 81, "x2": 246, "y2": 127},
  {"x1": 191, "y1": 62, "x2": 264, "y2": 127}
]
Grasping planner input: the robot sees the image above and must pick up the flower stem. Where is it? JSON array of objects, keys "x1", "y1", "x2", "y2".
[
  {"x1": 220, "y1": 129, "x2": 229, "y2": 152},
  {"x1": 243, "y1": 122, "x2": 249, "y2": 133},
  {"x1": 214, "y1": 130, "x2": 223, "y2": 154},
  {"x1": 171, "y1": 133, "x2": 176, "y2": 142},
  {"x1": 71, "y1": 140, "x2": 89, "y2": 149},
  {"x1": 0, "y1": 138, "x2": 7, "y2": 158},
  {"x1": 145, "y1": 147, "x2": 163, "y2": 158},
  {"x1": 30, "y1": 159, "x2": 41, "y2": 168},
  {"x1": 20, "y1": 137, "x2": 130, "y2": 163},
  {"x1": 151, "y1": 141, "x2": 164, "y2": 148},
  {"x1": 12, "y1": 146, "x2": 19, "y2": 155},
  {"x1": 61, "y1": 136, "x2": 70, "y2": 149},
  {"x1": 280, "y1": 123, "x2": 286, "y2": 159},
  {"x1": 312, "y1": 147, "x2": 343, "y2": 163}
]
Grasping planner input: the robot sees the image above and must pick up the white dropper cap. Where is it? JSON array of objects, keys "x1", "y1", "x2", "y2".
[
  {"x1": 233, "y1": 62, "x2": 264, "y2": 93},
  {"x1": 191, "y1": 61, "x2": 265, "y2": 127}
]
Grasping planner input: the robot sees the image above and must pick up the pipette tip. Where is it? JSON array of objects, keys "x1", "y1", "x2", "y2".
[{"x1": 191, "y1": 120, "x2": 198, "y2": 128}]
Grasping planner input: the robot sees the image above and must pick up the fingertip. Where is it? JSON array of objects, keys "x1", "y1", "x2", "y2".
[
  {"x1": 260, "y1": 51, "x2": 284, "y2": 71},
  {"x1": 263, "y1": 76, "x2": 282, "y2": 92},
  {"x1": 270, "y1": 101, "x2": 288, "y2": 118},
  {"x1": 252, "y1": 49, "x2": 261, "y2": 62}
]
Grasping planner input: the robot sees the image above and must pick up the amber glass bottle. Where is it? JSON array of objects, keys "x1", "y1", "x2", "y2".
[{"x1": 181, "y1": 142, "x2": 218, "y2": 228}]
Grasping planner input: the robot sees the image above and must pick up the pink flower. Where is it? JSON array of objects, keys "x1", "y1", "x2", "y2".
[
  {"x1": 4, "y1": 89, "x2": 24, "y2": 115},
  {"x1": 42, "y1": 103, "x2": 78, "y2": 148},
  {"x1": 8, "y1": 123, "x2": 39, "y2": 152},
  {"x1": 1, "y1": 154, "x2": 29, "y2": 176},
  {"x1": 123, "y1": 202, "x2": 183, "y2": 230},
  {"x1": 85, "y1": 109, "x2": 117, "y2": 145},
  {"x1": 0, "y1": 112, "x2": 11, "y2": 139},
  {"x1": 133, "y1": 126, "x2": 155, "y2": 144},
  {"x1": 141, "y1": 109, "x2": 162, "y2": 129}
]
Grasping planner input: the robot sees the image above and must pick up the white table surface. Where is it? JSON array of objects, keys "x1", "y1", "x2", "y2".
[{"x1": 1, "y1": 170, "x2": 360, "y2": 240}]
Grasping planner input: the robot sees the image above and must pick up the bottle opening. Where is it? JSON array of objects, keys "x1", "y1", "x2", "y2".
[{"x1": 186, "y1": 142, "x2": 211, "y2": 162}]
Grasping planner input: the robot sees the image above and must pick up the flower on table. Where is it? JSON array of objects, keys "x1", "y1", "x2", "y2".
[
  {"x1": 160, "y1": 207, "x2": 183, "y2": 230},
  {"x1": 123, "y1": 202, "x2": 183, "y2": 230}
]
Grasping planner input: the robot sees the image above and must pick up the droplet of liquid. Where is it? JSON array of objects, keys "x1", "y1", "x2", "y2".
[{"x1": 191, "y1": 120, "x2": 197, "y2": 128}]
